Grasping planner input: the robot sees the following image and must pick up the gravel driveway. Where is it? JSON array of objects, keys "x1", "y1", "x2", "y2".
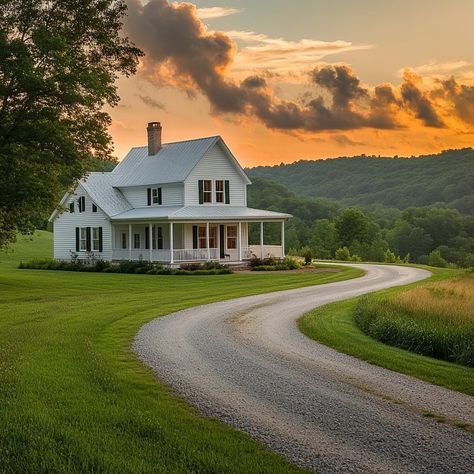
[{"x1": 134, "y1": 264, "x2": 474, "y2": 473}]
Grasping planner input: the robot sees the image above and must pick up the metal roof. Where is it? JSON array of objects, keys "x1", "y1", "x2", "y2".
[
  {"x1": 111, "y1": 206, "x2": 291, "y2": 222},
  {"x1": 112, "y1": 136, "x2": 223, "y2": 187},
  {"x1": 80, "y1": 173, "x2": 132, "y2": 216}
]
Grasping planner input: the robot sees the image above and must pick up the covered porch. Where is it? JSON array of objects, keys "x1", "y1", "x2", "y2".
[{"x1": 110, "y1": 220, "x2": 286, "y2": 264}]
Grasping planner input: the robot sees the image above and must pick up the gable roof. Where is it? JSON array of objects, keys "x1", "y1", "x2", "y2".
[
  {"x1": 111, "y1": 136, "x2": 251, "y2": 187},
  {"x1": 49, "y1": 172, "x2": 132, "y2": 221}
]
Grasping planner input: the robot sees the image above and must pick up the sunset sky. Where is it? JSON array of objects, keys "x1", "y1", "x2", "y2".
[{"x1": 109, "y1": 0, "x2": 474, "y2": 166}]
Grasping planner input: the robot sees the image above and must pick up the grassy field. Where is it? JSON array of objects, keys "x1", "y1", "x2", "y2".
[
  {"x1": 299, "y1": 266, "x2": 474, "y2": 395},
  {"x1": 0, "y1": 232, "x2": 361, "y2": 474},
  {"x1": 356, "y1": 274, "x2": 474, "y2": 366}
]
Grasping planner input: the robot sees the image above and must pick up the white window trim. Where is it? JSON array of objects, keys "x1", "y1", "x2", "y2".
[
  {"x1": 215, "y1": 180, "x2": 224, "y2": 203},
  {"x1": 203, "y1": 180, "x2": 212, "y2": 203}
]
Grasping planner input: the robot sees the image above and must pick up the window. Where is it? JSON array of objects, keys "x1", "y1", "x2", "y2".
[
  {"x1": 227, "y1": 225, "x2": 237, "y2": 249},
  {"x1": 78, "y1": 196, "x2": 85, "y2": 212},
  {"x1": 147, "y1": 187, "x2": 162, "y2": 206},
  {"x1": 203, "y1": 180, "x2": 212, "y2": 203},
  {"x1": 197, "y1": 226, "x2": 217, "y2": 248},
  {"x1": 92, "y1": 227, "x2": 100, "y2": 251},
  {"x1": 92, "y1": 203, "x2": 98, "y2": 213},
  {"x1": 198, "y1": 226, "x2": 207, "y2": 249},
  {"x1": 156, "y1": 226, "x2": 163, "y2": 250},
  {"x1": 121, "y1": 233, "x2": 127, "y2": 249},
  {"x1": 134, "y1": 233, "x2": 140, "y2": 249},
  {"x1": 215, "y1": 180, "x2": 224, "y2": 203},
  {"x1": 80, "y1": 228, "x2": 88, "y2": 251},
  {"x1": 152, "y1": 188, "x2": 162, "y2": 205},
  {"x1": 69, "y1": 202, "x2": 75, "y2": 213}
]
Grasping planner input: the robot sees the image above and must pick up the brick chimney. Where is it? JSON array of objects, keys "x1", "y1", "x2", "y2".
[{"x1": 147, "y1": 121, "x2": 162, "y2": 155}]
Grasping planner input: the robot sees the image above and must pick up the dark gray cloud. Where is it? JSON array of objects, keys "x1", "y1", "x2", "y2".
[
  {"x1": 125, "y1": 0, "x2": 473, "y2": 134},
  {"x1": 138, "y1": 95, "x2": 165, "y2": 110}
]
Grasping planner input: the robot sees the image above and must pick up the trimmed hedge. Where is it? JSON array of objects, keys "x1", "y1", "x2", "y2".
[
  {"x1": 249, "y1": 256, "x2": 300, "y2": 271},
  {"x1": 19, "y1": 258, "x2": 233, "y2": 275},
  {"x1": 355, "y1": 296, "x2": 474, "y2": 367}
]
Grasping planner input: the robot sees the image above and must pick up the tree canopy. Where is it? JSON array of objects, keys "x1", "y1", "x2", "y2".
[{"x1": 0, "y1": 0, "x2": 141, "y2": 247}]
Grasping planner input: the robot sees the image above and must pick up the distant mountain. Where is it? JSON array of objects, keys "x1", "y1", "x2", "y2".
[{"x1": 248, "y1": 148, "x2": 474, "y2": 214}]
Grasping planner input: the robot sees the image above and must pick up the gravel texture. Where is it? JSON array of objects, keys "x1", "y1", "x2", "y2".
[{"x1": 134, "y1": 264, "x2": 474, "y2": 473}]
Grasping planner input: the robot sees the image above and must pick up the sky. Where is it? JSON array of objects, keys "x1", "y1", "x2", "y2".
[{"x1": 109, "y1": 0, "x2": 474, "y2": 166}]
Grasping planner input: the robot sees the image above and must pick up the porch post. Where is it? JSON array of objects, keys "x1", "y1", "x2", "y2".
[
  {"x1": 206, "y1": 222, "x2": 210, "y2": 260},
  {"x1": 260, "y1": 221, "x2": 264, "y2": 259},
  {"x1": 170, "y1": 222, "x2": 174, "y2": 264},
  {"x1": 149, "y1": 223, "x2": 153, "y2": 262},
  {"x1": 281, "y1": 220, "x2": 285, "y2": 258},
  {"x1": 128, "y1": 223, "x2": 132, "y2": 261},
  {"x1": 238, "y1": 221, "x2": 242, "y2": 262}
]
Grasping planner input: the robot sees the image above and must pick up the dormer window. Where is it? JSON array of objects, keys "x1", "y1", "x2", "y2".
[
  {"x1": 147, "y1": 187, "x2": 162, "y2": 206},
  {"x1": 78, "y1": 196, "x2": 85, "y2": 212}
]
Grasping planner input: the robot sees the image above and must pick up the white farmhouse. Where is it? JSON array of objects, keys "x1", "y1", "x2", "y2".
[{"x1": 50, "y1": 122, "x2": 291, "y2": 264}]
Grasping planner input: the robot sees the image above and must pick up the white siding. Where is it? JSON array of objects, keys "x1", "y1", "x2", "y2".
[
  {"x1": 119, "y1": 183, "x2": 184, "y2": 208},
  {"x1": 53, "y1": 185, "x2": 112, "y2": 260},
  {"x1": 184, "y1": 142, "x2": 247, "y2": 206}
]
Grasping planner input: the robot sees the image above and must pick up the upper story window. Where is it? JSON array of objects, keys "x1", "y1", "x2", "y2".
[
  {"x1": 78, "y1": 196, "x2": 85, "y2": 213},
  {"x1": 147, "y1": 187, "x2": 162, "y2": 206},
  {"x1": 215, "y1": 180, "x2": 224, "y2": 203},
  {"x1": 69, "y1": 202, "x2": 75, "y2": 213},
  {"x1": 92, "y1": 203, "x2": 98, "y2": 213}
]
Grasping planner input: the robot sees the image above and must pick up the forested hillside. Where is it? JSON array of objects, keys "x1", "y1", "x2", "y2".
[
  {"x1": 248, "y1": 148, "x2": 474, "y2": 214},
  {"x1": 248, "y1": 178, "x2": 474, "y2": 267}
]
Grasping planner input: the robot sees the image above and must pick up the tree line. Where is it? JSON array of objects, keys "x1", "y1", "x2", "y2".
[{"x1": 248, "y1": 178, "x2": 474, "y2": 267}]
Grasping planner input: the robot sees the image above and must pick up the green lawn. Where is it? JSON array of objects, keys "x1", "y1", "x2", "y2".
[
  {"x1": 0, "y1": 232, "x2": 360, "y2": 474},
  {"x1": 299, "y1": 266, "x2": 474, "y2": 395}
]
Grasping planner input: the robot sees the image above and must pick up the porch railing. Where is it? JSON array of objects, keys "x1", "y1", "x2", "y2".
[
  {"x1": 173, "y1": 248, "x2": 219, "y2": 262},
  {"x1": 247, "y1": 245, "x2": 284, "y2": 259}
]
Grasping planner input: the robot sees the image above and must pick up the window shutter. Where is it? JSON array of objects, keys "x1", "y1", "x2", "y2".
[
  {"x1": 86, "y1": 227, "x2": 91, "y2": 251},
  {"x1": 98, "y1": 227, "x2": 103, "y2": 252},
  {"x1": 145, "y1": 230, "x2": 149, "y2": 249},
  {"x1": 158, "y1": 187, "x2": 162, "y2": 205},
  {"x1": 75, "y1": 227, "x2": 80, "y2": 252},
  {"x1": 224, "y1": 180, "x2": 230, "y2": 204},
  {"x1": 198, "y1": 180, "x2": 204, "y2": 204},
  {"x1": 192, "y1": 225, "x2": 198, "y2": 249},
  {"x1": 147, "y1": 188, "x2": 151, "y2": 206}
]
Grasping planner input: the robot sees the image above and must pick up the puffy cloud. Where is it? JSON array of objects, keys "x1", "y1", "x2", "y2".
[{"x1": 124, "y1": 0, "x2": 474, "y2": 134}]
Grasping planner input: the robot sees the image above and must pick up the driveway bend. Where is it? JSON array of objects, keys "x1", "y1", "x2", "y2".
[{"x1": 134, "y1": 264, "x2": 474, "y2": 473}]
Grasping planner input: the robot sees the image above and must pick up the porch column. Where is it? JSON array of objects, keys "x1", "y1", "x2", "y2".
[
  {"x1": 149, "y1": 223, "x2": 153, "y2": 262},
  {"x1": 206, "y1": 222, "x2": 210, "y2": 260},
  {"x1": 260, "y1": 221, "x2": 264, "y2": 259},
  {"x1": 281, "y1": 220, "x2": 285, "y2": 258},
  {"x1": 170, "y1": 222, "x2": 174, "y2": 264},
  {"x1": 128, "y1": 223, "x2": 132, "y2": 261},
  {"x1": 238, "y1": 221, "x2": 242, "y2": 262}
]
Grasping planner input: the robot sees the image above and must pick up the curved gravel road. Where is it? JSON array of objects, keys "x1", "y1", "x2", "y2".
[{"x1": 134, "y1": 264, "x2": 474, "y2": 473}]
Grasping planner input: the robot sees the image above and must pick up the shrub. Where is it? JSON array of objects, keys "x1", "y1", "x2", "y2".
[
  {"x1": 383, "y1": 249, "x2": 400, "y2": 264},
  {"x1": 302, "y1": 249, "x2": 313, "y2": 266},
  {"x1": 428, "y1": 249, "x2": 448, "y2": 268},
  {"x1": 335, "y1": 247, "x2": 351, "y2": 261}
]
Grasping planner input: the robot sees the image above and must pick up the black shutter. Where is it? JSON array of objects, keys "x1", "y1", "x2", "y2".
[
  {"x1": 158, "y1": 187, "x2": 162, "y2": 205},
  {"x1": 147, "y1": 188, "x2": 151, "y2": 206},
  {"x1": 98, "y1": 227, "x2": 103, "y2": 252},
  {"x1": 75, "y1": 227, "x2": 80, "y2": 252},
  {"x1": 224, "y1": 180, "x2": 230, "y2": 204},
  {"x1": 198, "y1": 180, "x2": 204, "y2": 204},
  {"x1": 86, "y1": 227, "x2": 91, "y2": 251},
  {"x1": 192, "y1": 225, "x2": 198, "y2": 249},
  {"x1": 145, "y1": 229, "x2": 149, "y2": 249}
]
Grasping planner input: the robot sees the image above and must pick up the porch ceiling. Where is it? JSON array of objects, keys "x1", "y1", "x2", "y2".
[{"x1": 111, "y1": 205, "x2": 291, "y2": 222}]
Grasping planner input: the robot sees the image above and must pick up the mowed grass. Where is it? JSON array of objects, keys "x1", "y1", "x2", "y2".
[
  {"x1": 356, "y1": 274, "x2": 474, "y2": 366},
  {"x1": 0, "y1": 232, "x2": 360, "y2": 474},
  {"x1": 299, "y1": 266, "x2": 474, "y2": 395}
]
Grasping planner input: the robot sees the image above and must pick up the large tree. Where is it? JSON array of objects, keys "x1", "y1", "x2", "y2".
[{"x1": 0, "y1": 0, "x2": 141, "y2": 248}]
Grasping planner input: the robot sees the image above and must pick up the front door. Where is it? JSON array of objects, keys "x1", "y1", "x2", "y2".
[{"x1": 219, "y1": 225, "x2": 225, "y2": 259}]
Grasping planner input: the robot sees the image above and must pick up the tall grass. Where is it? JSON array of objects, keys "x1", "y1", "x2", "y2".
[{"x1": 355, "y1": 273, "x2": 474, "y2": 367}]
